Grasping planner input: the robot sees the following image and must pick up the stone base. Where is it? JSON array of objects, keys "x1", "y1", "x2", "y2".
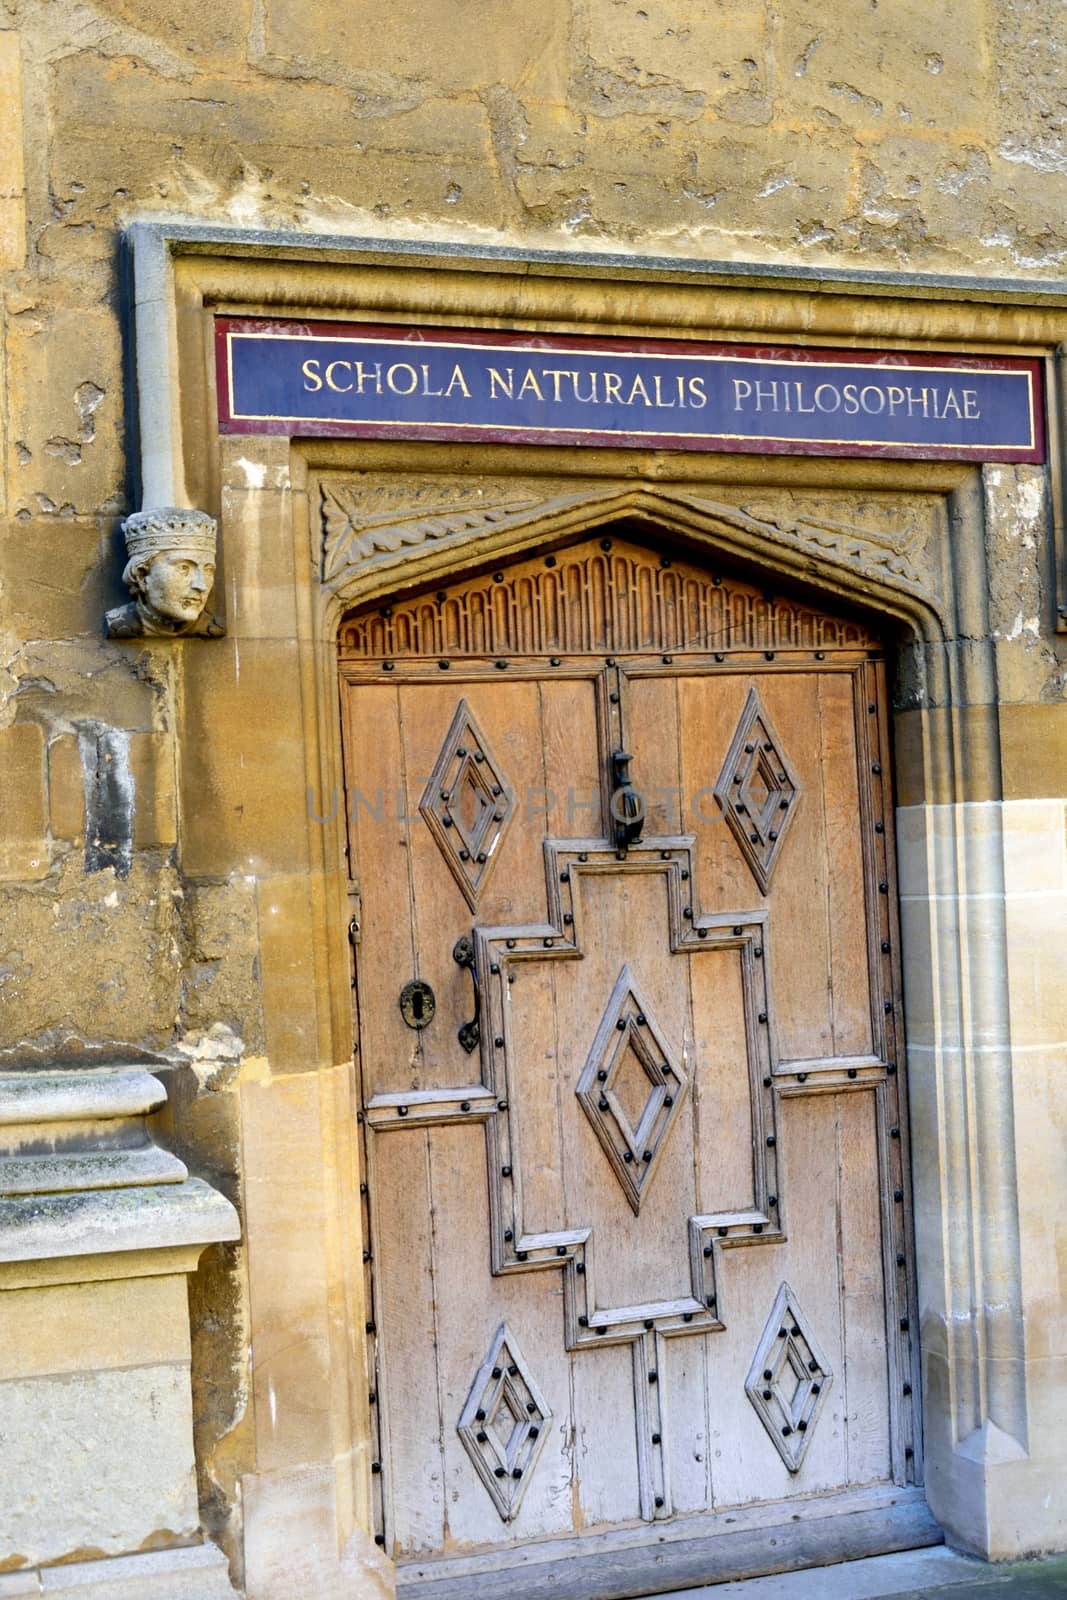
[{"x1": 0, "y1": 1545, "x2": 238, "y2": 1599}]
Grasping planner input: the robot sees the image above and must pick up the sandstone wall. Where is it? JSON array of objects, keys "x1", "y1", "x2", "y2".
[{"x1": 1, "y1": 0, "x2": 1066, "y2": 1584}]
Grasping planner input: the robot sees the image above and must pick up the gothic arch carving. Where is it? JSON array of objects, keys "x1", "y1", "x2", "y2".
[{"x1": 321, "y1": 477, "x2": 946, "y2": 644}]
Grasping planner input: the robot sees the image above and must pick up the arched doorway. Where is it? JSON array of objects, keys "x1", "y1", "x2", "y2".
[{"x1": 338, "y1": 528, "x2": 929, "y2": 1597}]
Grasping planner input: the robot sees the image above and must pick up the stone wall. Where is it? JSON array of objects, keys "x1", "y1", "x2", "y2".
[
  {"x1": 1, "y1": 2, "x2": 1066, "y2": 1594},
  {"x1": 2, "y1": 2, "x2": 1064, "y2": 1046}
]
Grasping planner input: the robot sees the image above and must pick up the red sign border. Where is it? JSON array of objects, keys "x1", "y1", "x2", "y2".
[{"x1": 214, "y1": 316, "x2": 1047, "y2": 465}]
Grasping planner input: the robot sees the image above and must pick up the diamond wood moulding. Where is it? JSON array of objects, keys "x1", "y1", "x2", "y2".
[
  {"x1": 337, "y1": 535, "x2": 880, "y2": 660},
  {"x1": 745, "y1": 1283, "x2": 833, "y2": 1473},
  {"x1": 419, "y1": 700, "x2": 515, "y2": 909},
  {"x1": 575, "y1": 965, "x2": 688, "y2": 1215},
  {"x1": 715, "y1": 687, "x2": 802, "y2": 894},
  {"x1": 457, "y1": 1324, "x2": 552, "y2": 1523}
]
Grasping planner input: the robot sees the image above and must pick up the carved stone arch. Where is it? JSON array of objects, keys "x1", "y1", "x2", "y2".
[{"x1": 322, "y1": 478, "x2": 947, "y2": 648}]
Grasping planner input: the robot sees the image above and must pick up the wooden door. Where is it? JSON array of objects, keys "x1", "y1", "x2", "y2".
[{"x1": 339, "y1": 534, "x2": 926, "y2": 1598}]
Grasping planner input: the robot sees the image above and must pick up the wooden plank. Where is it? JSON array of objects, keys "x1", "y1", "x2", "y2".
[
  {"x1": 508, "y1": 677, "x2": 602, "y2": 1235},
  {"x1": 836, "y1": 1090, "x2": 892, "y2": 1485},
  {"x1": 555, "y1": 868, "x2": 695, "y2": 1312},
  {"x1": 624, "y1": 674, "x2": 682, "y2": 836},
  {"x1": 344, "y1": 683, "x2": 419, "y2": 1098},
  {"x1": 661, "y1": 1325, "x2": 712, "y2": 1515},
  {"x1": 819, "y1": 671, "x2": 874, "y2": 1057},
  {"x1": 690, "y1": 943, "x2": 755, "y2": 1216},
  {"x1": 770, "y1": 1093, "x2": 850, "y2": 1496},
  {"x1": 396, "y1": 679, "x2": 546, "y2": 1095},
  {"x1": 395, "y1": 1488, "x2": 942, "y2": 1600},
  {"x1": 369, "y1": 1127, "x2": 445, "y2": 1556},
  {"x1": 754, "y1": 672, "x2": 834, "y2": 1063},
  {"x1": 426, "y1": 1121, "x2": 574, "y2": 1550},
  {"x1": 570, "y1": 1338, "x2": 641, "y2": 1528},
  {"x1": 677, "y1": 674, "x2": 756, "y2": 917}
]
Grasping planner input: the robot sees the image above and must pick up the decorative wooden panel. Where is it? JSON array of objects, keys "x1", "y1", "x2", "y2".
[
  {"x1": 342, "y1": 545, "x2": 917, "y2": 1585},
  {"x1": 338, "y1": 537, "x2": 879, "y2": 659},
  {"x1": 457, "y1": 1325, "x2": 552, "y2": 1522},
  {"x1": 744, "y1": 1282, "x2": 833, "y2": 1473},
  {"x1": 575, "y1": 964, "x2": 689, "y2": 1215},
  {"x1": 419, "y1": 699, "x2": 514, "y2": 909},
  {"x1": 715, "y1": 687, "x2": 802, "y2": 894}
]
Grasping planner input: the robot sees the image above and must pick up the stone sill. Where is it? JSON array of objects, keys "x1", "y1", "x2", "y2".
[{"x1": 0, "y1": 1180, "x2": 240, "y2": 1267}]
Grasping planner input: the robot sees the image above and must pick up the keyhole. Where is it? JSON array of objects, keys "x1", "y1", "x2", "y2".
[{"x1": 411, "y1": 990, "x2": 424, "y2": 1021}]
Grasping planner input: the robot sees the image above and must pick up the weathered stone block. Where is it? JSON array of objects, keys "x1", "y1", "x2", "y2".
[
  {"x1": 130, "y1": 732, "x2": 177, "y2": 851},
  {"x1": 0, "y1": 31, "x2": 25, "y2": 273},
  {"x1": 48, "y1": 732, "x2": 84, "y2": 844},
  {"x1": 178, "y1": 639, "x2": 311, "y2": 878},
  {"x1": 241, "y1": 1072, "x2": 332, "y2": 1472},
  {"x1": 0, "y1": 722, "x2": 49, "y2": 882},
  {"x1": 5, "y1": 308, "x2": 123, "y2": 520},
  {"x1": 259, "y1": 0, "x2": 570, "y2": 99}
]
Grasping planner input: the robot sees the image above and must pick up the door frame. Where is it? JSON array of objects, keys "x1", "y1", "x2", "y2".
[
  {"x1": 337, "y1": 559, "x2": 928, "y2": 1592},
  {"x1": 130, "y1": 226, "x2": 1054, "y2": 1594}
]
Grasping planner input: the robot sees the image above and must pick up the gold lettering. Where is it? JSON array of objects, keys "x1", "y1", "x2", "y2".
[
  {"x1": 517, "y1": 368, "x2": 544, "y2": 401},
  {"x1": 488, "y1": 367, "x2": 514, "y2": 400},
  {"x1": 386, "y1": 363, "x2": 419, "y2": 396},
  {"x1": 603, "y1": 373, "x2": 624, "y2": 404},
  {"x1": 940, "y1": 388, "x2": 963, "y2": 419},
  {"x1": 325, "y1": 360, "x2": 353, "y2": 393},
  {"x1": 444, "y1": 363, "x2": 472, "y2": 398},
  {"x1": 886, "y1": 385, "x2": 906, "y2": 415},
  {"x1": 541, "y1": 368, "x2": 574, "y2": 403},
  {"x1": 651, "y1": 375, "x2": 676, "y2": 408},
  {"x1": 732, "y1": 379, "x2": 752, "y2": 410},
  {"x1": 420, "y1": 364, "x2": 443, "y2": 398},
  {"x1": 573, "y1": 371, "x2": 599, "y2": 404},
  {"x1": 841, "y1": 383, "x2": 860, "y2": 414},
  {"x1": 302, "y1": 358, "x2": 323, "y2": 392},
  {"x1": 351, "y1": 361, "x2": 383, "y2": 394},
  {"x1": 626, "y1": 374, "x2": 652, "y2": 406},
  {"x1": 813, "y1": 383, "x2": 841, "y2": 412},
  {"x1": 963, "y1": 389, "x2": 980, "y2": 420},
  {"x1": 687, "y1": 376, "x2": 707, "y2": 408},
  {"x1": 792, "y1": 381, "x2": 815, "y2": 414}
]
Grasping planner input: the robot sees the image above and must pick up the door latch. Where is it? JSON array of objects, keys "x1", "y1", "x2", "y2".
[
  {"x1": 453, "y1": 935, "x2": 480, "y2": 1055},
  {"x1": 611, "y1": 749, "x2": 645, "y2": 852}
]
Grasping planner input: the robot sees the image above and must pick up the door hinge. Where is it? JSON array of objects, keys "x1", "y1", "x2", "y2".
[{"x1": 347, "y1": 886, "x2": 362, "y2": 945}]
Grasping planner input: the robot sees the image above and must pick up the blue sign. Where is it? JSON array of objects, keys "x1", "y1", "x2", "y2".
[{"x1": 216, "y1": 319, "x2": 1044, "y2": 463}]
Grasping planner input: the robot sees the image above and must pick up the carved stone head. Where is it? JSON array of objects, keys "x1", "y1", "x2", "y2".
[{"x1": 106, "y1": 508, "x2": 223, "y2": 638}]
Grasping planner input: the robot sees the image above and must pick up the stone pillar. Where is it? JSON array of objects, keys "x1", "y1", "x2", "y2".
[{"x1": 0, "y1": 1066, "x2": 240, "y2": 1597}]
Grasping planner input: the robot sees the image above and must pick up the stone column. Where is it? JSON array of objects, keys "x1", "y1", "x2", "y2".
[{"x1": 0, "y1": 1066, "x2": 240, "y2": 1598}]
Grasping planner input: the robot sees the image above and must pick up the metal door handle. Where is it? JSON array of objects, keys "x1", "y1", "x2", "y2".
[
  {"x1": 611, "y1": 749, "x2": 645, "y2": 851},
  {"x1": 453, "y1": 935, "x2": 480, "y2": 1054}
]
